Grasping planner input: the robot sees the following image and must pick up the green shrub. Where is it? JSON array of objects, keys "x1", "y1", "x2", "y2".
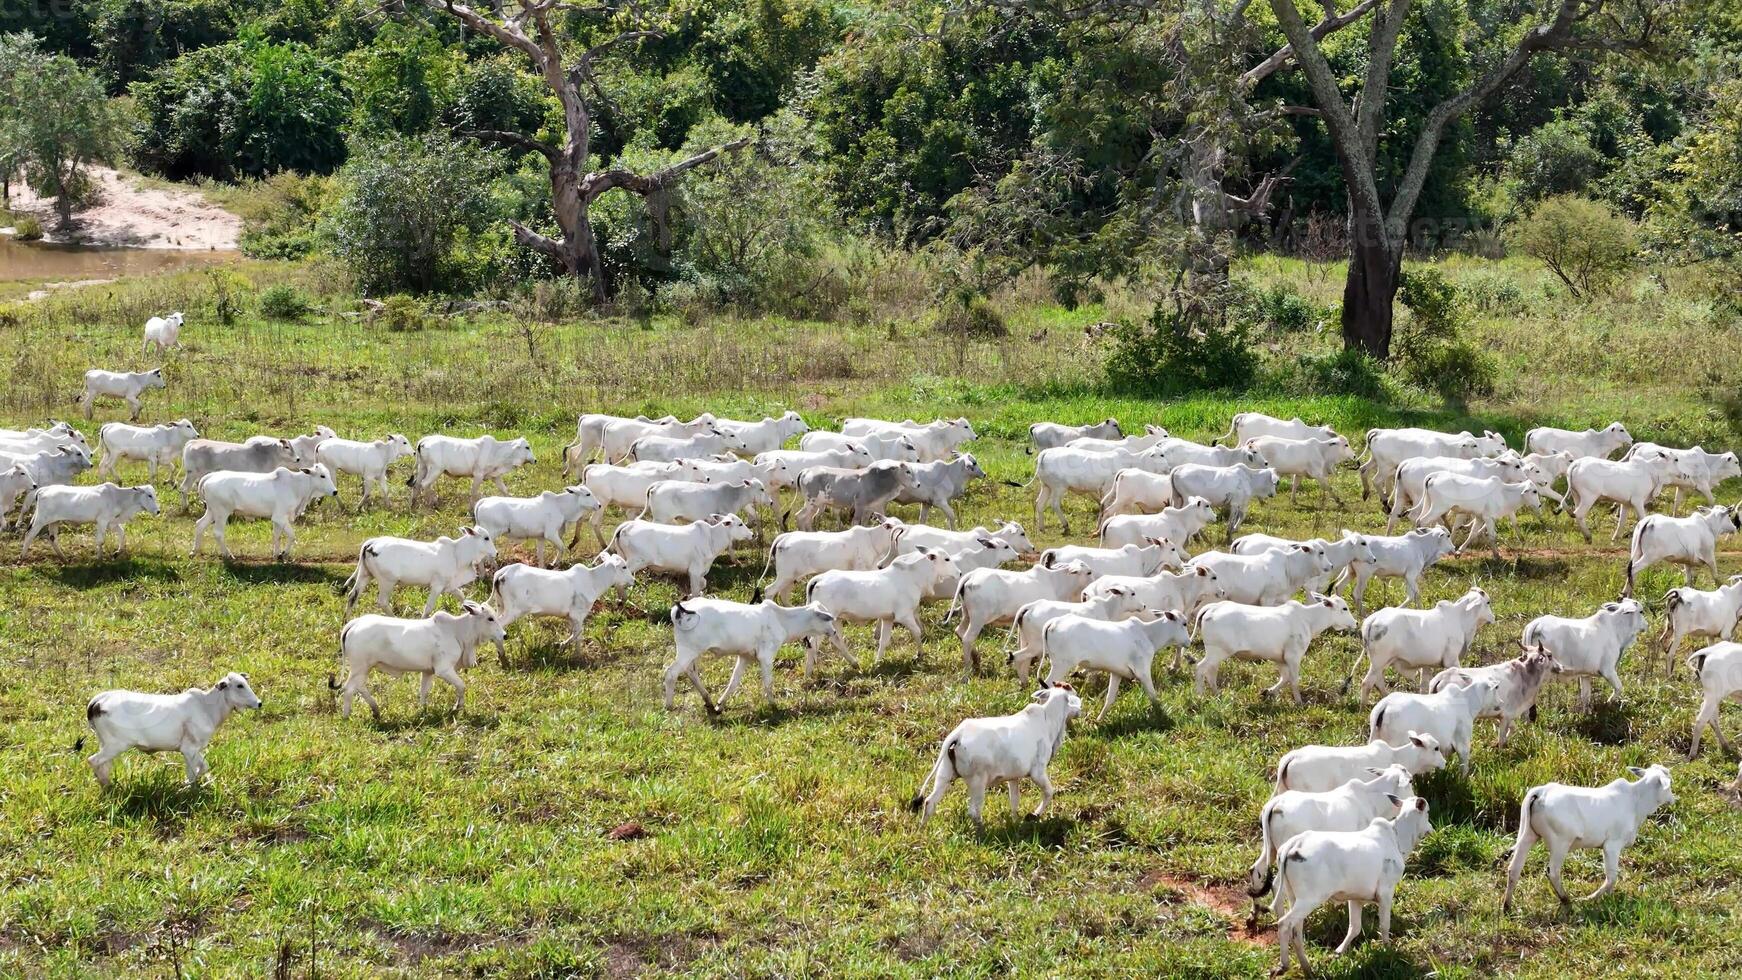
[
  {"x1": 326, "y1": 134, "x2": 494, "y2": 295},
  {"x1": 1458, "y1": 269, "x2": 1526, "y2": 315},
  {"x1": 378, "y1": 294, "x2": 427, "y2": 333},
  {"x1": 1403, "y1": 338, "x2": 1497, "y2": 403},
  {"x1": 1393, "y1": 268, "x2": 1496, "y2": 403},
  {"x1": 1292, "y1": 349, "x2": 1392, "y2": 400},
  {"x1": 1104, "y1": 307, "x2": 1257, "y2": 396},
  {"x1": 1243, "y1": 282, "x2": 1333, "y2": 333},
  {"x1": 1512, "y1": 195, "x2": 1637, "y2": 299},
  {"x1": 13, "y1": 215, "x2": 43, "y2": 241},
  {"x1": 258, "y1": 284, "x2": 313, "y2": 320},
  {"x1": 933, "y1": 297, "x2": 1008, "y2": 338}
]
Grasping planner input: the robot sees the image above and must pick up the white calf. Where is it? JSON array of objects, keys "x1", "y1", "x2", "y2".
[
  {"x1": 665, "y1": 599, "x2": 843, "y2": 711},
  {"x1": 1082, "y1": 566, "x2": 1227, "y2": 620},
  {"x1": 805, "y1": 550, "x2": 962, "y2": 665},
  {"x1": 1032, "y1": 446, "x2": 1164, "y2": 532},
  {"x1": 1501, "y1": 765, "x2": 1674, "y2": 911},
  {"x1": 1563, "y1": 455, "x2": 1684, "y2": 543},
  {"x1": 0, "y1": 465, "x2": 37, "y2": 529},
  {"x1": 1360, "y1": 427, "x2": 1505, "y2": 499},
  {"x1": 21, "y1": 483, "x2": 160, "y2": 558},
  {"x1": 1687, "y1": 642, "x2": 1742, "y2": 756},
  {"x1": 760, "y1": 520, "x2": 905, "y2": 601},
  {"x1": 489, "y1": 554, "x2": 635, "y2": 648},
  {"x1": 1412, "y1": 473, "x2": 1542, "y2": 554},
  {"x1": 1369, "y1": 678, "x2": 1499, "y2": 775},
  {"x1": 1194, "y1": 595, "x2": 1358, "y2": 702},
  {"x1": 908, "y1": 685, "x2": 1083, "y2": 826},
  {"x1": 1344, "y1": 588, "x2": 1494, "y2": 700},
  {"x1": 1040, "y1": 539, "x2": 1185, "y2": 579},
  {"x1": 1030, "y1": 418, "x2": 1121, "y2": 451},
  {"x1": 641, "y1": 478, "x2": 774, "y2": 529},
  {"x1": 842, "y1": 417, "x2": 975, "y2": 461},
  {"x1": 1097, "y1": 468, "x2": 1177, "y2": 520},
  {"x1": 1336, "y1": 527, "x2": 1456, "y2": 616},
  {"x1": 1248, "y1": 766, "x2": 1414, "y2": 899},
  {"x1": 1230, "y1": 530, "x2": 1375, "y2": 593},
  {"x1": 629, "y1": 431, "x2": 732, "y2": 463},
  {"x1": 563, "y1": 413, "x2": 669, "y2": 474},
  {"x1": 345, "y1": 527, "x2": 498, "y2": 615},
  {"x1": 1386, "y1": 454, "x2": 1544, "y2": 532},
  {"x1": 889, "y1": 520, "x2": 1037, "y2": 560},
  {"x1": 192, "y1": 465, "x2": 338, "y2": 560},
  {"x1": 1625, "y1": 505, "x2": 1741, "y2": 597},
  {"x1": 798, "y1": 430, "x2": 920, "y2": 462},
  {"x1": 1523, "y1": 599, "x2": 1647, "y2": 709},
  {"x1": 949, "y1": 561, "x2": 1097, "y2": 674},
  {"x1": 1242, "y1": 435, "x2": 1355, "y2": 506},
  {"x1": 1099, "y1": 497, "x2": 1217, "y2": 549},
  {"x1": 1215, "y1": 412, "x2": 1339, "y2": 446},
  {"x1": 608, "y1": 514, "x2": 754, "y2": 596},
  {"x1": 334, "y1": 602, "x2": 507, "y2": 718},
  {"x1": 315, "y1": 434, "x2": 415, "y2": 508},
  {"x1": 1429, "y1": 646, "x2": 1565, "y2": 746},
  {"x1": 97, "y1": 419, "x2": 199, "y2": 481},
  {"x1": 601, "y1": 416, "x2": 716, "y2": 463},
  {"x1": 83, "y1": 672, "x2": 261, "y2": 787},
  {"x1": 473, "y1": 487, "x2": 599, "y2": 566},
  {"x1": 1273, "y1": 732, "x2": 1448, "y2": 793},
  {"x1": 80, "y1": 368, "x2": 165, "y2": 421},
  {"x1": 1625, "y1": 443, "x2": 1741, "y2": 513},
  {"x1": 1189, "y1": 544, "x2": 1332, "y2": 606},
  {"x1": 1660, "y1": 576, "x2": 1742, "y2": 673},
  {"x1": 142, "y1": 311, "x2": 184, "y2": 352},
  {"x1": 1167, "y1": 463, "x2": 1280, "y2": 538},
  {"x1": 408, "y1": 434, "x2": 535, "y2": 507},
  {"x1": 1041, "y1": 611, "x2": 1191, "y2": 718},
  {"x1": 1524, "y1": 421, "x2": 1631, "y2": 461},
  {"x1": 1005, "y1": 589, "x2": 1147, "y2": 683},
  {"x1": 712, "y1": 411, "x2": 809, "y2": 455},
  {"x1": 580, "y1": 460, "x2": 691, "y2": 543}
]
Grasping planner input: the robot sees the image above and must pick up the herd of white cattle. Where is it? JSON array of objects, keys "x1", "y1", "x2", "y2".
[{"x1": 13, "y1": 322, "x2": 1742, "y2": 971}]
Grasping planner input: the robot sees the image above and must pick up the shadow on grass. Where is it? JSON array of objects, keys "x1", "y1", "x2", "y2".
[
  {"x1": 1090, "y1": 704, "x2": 1175, "y2": 739},
  {"x1": 364, "y1": 708, "x2": 503, "y2": 734},
  {"x1": 40, "y1": 557, "x2": 183, "y2": 587},
  {"x1": 100, "y1": 771, "x2": 212, "y2": 828},
  {"x1": 978, "y1": 814, "x2": 1074, "y2": 849},
  {"x1": 220, "y1": 561, "x2": 348, "y2": 586},
  {"x1": 1573, "y1": 696, "x2": 1634, "y2": 745}
]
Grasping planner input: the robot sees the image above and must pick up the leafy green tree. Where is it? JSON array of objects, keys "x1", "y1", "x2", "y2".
[
  {"x1": 344, "y1": 22, "x2": 457, "y2": 136},
  {"x1": 1514, "y1": 194, "x2": 1638, "y2": 297},
  {"x1": 0, "y1": 33, "x2": 121, "y2": 224},
  {"x1": 326, "y1": 132, "x2": 495, "y2": 294}
]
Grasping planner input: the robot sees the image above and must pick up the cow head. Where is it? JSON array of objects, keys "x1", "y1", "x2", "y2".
[
  {"x1": 215, "y1": 672, "x2": 263, "y2": 711},
  {"x1": 133, "y1": 485, "x2": 161, "y2": 516},
  {"x1": 1626, "y1": 764, "x2": 1675, "y2": 808}
]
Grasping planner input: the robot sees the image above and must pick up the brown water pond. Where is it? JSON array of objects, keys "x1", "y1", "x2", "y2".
[{"x1": 0, "y1": 237, "x2": 238, "y2": 282}]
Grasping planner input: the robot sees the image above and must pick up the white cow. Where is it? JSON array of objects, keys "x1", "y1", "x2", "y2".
[
  {"x1": 629, "y1": 431, "x2": 733, "y2": 463},
  {"x1": 1215, "y1": 412, "x2": 1339, "y2": 446},
  {"x1": 334, "y1": 602, "x2": 507, "y2": 718},
  {"x1": 888, "y1": 453, "x2": 985, "y2": 529},
  {"x1": 1099, "y1": 497, "x2": 1217, "y2": 549},
  {"x1": 1167, "y1": 463, "x2": 1280, "y2": 538},
  {"x1": 82, "y1": 672, "x2": 261, "y2": 787},
  {"x1": 1369, "y1": 678, "x2": 1500, "y2": 775},
  {"x1": 408, "y1": 435, "x2": 535, "y2": 507},
  {"x1": 1411, "y1": 473, "x2": 1543, "y2": 552},
  {"x1": 0, "y1": 465, "x2": 37, "y2": 529},
  {"x1": 1153, "y1": 438, "x2": 1269, "y2": 470},
  {"x1": 96, "y1": 420, "x2": 199, "y2": 481},
  {"x1": 1524, "y1": 422, "x2": 1632, "y2": 461},
  {"x1": 1005, "y1": 588, "x2": 1148, "y2": 683},
  {"x1": 315, "y1": 434, "x2": 415, "y2": 508},
  {"x1": 281, "y1": 426, "x2": 336, "y2": 463},
  {"x1": 20, "y1": 483, "x2": 160, "y2": 558},
  {"x1": 664, "y1": 598, "x2": 843, "y2": 711},
  {"x1": 1428, "y1": 645, "x2": 1565, "y2": 747},
  {"x1": 798, "y1": 430, "x2": 920, "y2": 463},
  {"x1": 1242, "y1": 435, "x2": 1356, "y2": 506},
  {"x1": 1032, "y1": 445, "x2": 1166, "y2": 532},
  {"x1": 562, "y1": 412, "x2": 671, "y2": 474},
  {"x1": 1523, "y1": 599, "x2": 1648, "y2": 708},
  {"x1": 1344, "y1": 588, "x2": 1494, "y2": 699},
  {"x1": 192, "y1": 465, "x2": 338, "y2": 560},
  {"x1": 712, "y1": 411, "x2": 809, "y2": 455},
  {"x1": 1360, "y1": 427, "x2": 1505, "y2": 499},
  {"x1": 1030, "y1": 418, "x2": 1122, "y2": 451},
  {"x1": 1248, "y1": 766, "x2": 1415, "y2": 899},
  {"x1": 1501, "y1": 765, "x2": 1674, "y2": 911},
  {"x1": 642, "y1": 478, "x2": 775, "y2": 530},
  {"x1": 1082, "y1": 566, "x2": 1227, "y2": 619},
  {"x1": 179, "y1": 437, "x2": 305, "y2": 511},
  {"x1": 1660, "y1": 576, "x2": 1742, "y2": 673},
  {"x1": 142, "y1": 311, "x2": 184, "y2": 352},
  {"x1": 1625, "y1": 505, "x2": 1742, "y2": 596},
  {"x1": 1040, "y1": 539, "x2": 1185, "y2": 579},
  {"x1": 889, "y1": 520, "x2": 1037, "y2": 561},
  {"x1": 471, "y1": 487, "x2": 599, "y2": 566},
  {"x1": 1041, "y1": 611, "x2": 1192, "y2": 719},
  {"x1": 1563, "y1": 455, "x2": 1685, "y2": 543},
  {"x1": 609, "y1": 514, "x2": 753, "y2": 595},
  {"x1": 1625, "y1": 443, "x2": 1741, "y2": 513},
  {"x1": 581, "y1": 460, "x2": 692, "y2": 544},
  {"x1": 1271, "y1": 797, "x2": 1434, "y2": 974},
  {"x1": 1098, "y1": 469, "x2": 1176, "y2": 520},
  {"x1": 345, "y1": 527, "x2": 498, "y2": 615},
  {"x1": 1385, "y1": 454, "x2": 1545, "y2": 532},
  {"x1": 1336, "y1": 527, "x2": 1457, "y2": 616},
  {"x1": 1273, "y1": 733, "x2": 1448, "y2": 794},
  {"x1": 948, "y1": 561, "x2": 1098, "y2": 674},
  {"x1": 0, "y1": 421, "x2": 82, "y2": 445},
  {"x1": 1193, "y1": 595, "x2": 1358, "y2": 702},
  {"x1": 919, "y1": 537, "x2": 1021, "y2": 599},
  {"x1": 1230, "y1": 530, "x2": 1375, "y2": 594},
  {"x1": 489, "y1": 554, "x2": 635, "y2": 648},
  {"x1": 753, "y1": 446, "x2": 872, "y2": 488},
  {"x1": 805, "y1": 550, "x2": 962, "y2": 665},
  {"x1": 1066, "y1": 430, "x2": 1171, "y2": 454},
  {"x1": 841, "y1": 417, "x2": 975, "y2": 461},
  {"x1": 908, "y1": 685, "x2": 1083, "y2": 827},
  {"x1": 678, "y1": 454, "x2": 791, "y2": 489},
  {"x1": 601, "y1": 416, "x2": 717, "y2": 463},
  {"x1": 1687, "y1": 642, "x2": 1742, "y2": 756},
  {"x1": 1189, "y1": 545, "x2": 1332, "y2": 606},
  {"x1": 79, "y1": 368, "x2": 165, "y2": 421},
  {"x1": 759, "y1": 520, "x2": 906, "y2": 601}
]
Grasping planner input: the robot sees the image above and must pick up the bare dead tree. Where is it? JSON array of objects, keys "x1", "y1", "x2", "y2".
[{"x1": 416, "y1": 1, "x2": 751, "y2": 300}]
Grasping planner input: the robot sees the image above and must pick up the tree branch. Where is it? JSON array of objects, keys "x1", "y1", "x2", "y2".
[
  {"x1": 1241, "y1": 0, "x2": 1381, "y2": 88},
  {"x1": 1356, "y1": 0, "x2": 1413, "y2": 160},
  {"x1": 421, "y1": 1, "x2": 546, "y2": 66},
  {"x1": 1267, "y1": 0, "x2": 1385, "y2": 223},
  {"x1": 582, "y1": 137, "x2": 753, "y2": 200},
  {"x1": 507, "y1": 218, "x2": 565, "y2": 260},
  {"x1": 465, "y1": 129, "x2": 559, "y2": 162}
]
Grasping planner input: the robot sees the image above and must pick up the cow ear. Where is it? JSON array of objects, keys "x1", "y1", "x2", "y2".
[
  {"x1": 1414, "y1": 798, "x2": 1427, "y2": 811},
  {"x1": 1385, "y1": 794, "x2": 1403, "y2": 807},
  {"x1": 1627, "y1": 766, "x2": 1647, "y2": 777},
  {"x1": 1195, "y1": 566, "x2": 1208, "y2": 576},
  {"x1": 976, "y1": 537, "x2": 997, "y2": 548},
  {"x1": 1042, "y1": 552, "x2": 1057, "y2": 568},
  {"x1": 1365, "y1": 767, "x2": 1384, "y2": 777},
  {"x1": 1408, "y1": 734, "x2": 1427, "y2": 748},
  {"x1": 463, "y1": 526, "x2": 475, "y2": 535},
  {"x1": 217, "y1": 680, "x2": 228, "y2": 689}
]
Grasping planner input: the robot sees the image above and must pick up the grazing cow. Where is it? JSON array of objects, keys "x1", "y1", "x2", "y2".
[
  {"x1": 601, "y1": 416, "x2": 716, "y2": 464},
  {"x1": 192, "y1": 465, "x2": 338, "y2": 560},
  {"x1": 562, "y1": 413, "x2": 670, "y2": 474},
  {"x1": 179, "y1": 437, "x2": 304, "y2": 511},
  {"x1": 628, "y1": 431, "x2": 733, "y2": 463},
  {"x1": 1273, "y1": 733, "x2": 1448, "y2": 794},
  {"x1": 489, "y1": 554, "x2": 635, "y2": 648},
  {"x1": 1231, "y1": 530, "x2": 1375, "y2": 594},
  {"x1": 1344, "y1": 588, "x2": 1495, "y2": 700},
  {"x1": 889, "y1": 520, "x2": 1037, "y2": 561},
  {"x1": 1429, "y1": 645, "x2": 1564, "y2": 746},
  {"x1": 1687, "y1": 642, "x2": 1742, "y2": 756},
  {"x1": 1625, "y1": 443, "x2": 1741, "y2": 513},
  {"x1": 315, "y1": 434, "x2": 415, "y2": 508},
  {"x1": 1189, "y1": 545, "x2": 1332, "y2": 606},
  {"x1": 1625, "y1": 506, "x2": 1741, "y2": 596},
  {"x1": 1271, "y1": 797, "x2": 1433, "y2": 975},
  {"x1": 1082, "y1": 566, "x2": 1227, "y2": 619},
  {"x1": 842, "y1": 417, "x2": 975, "y2": 461},
  {"x1": 1098, "y1": 469, "x2": 1177, "y2": 521},
  {"x1": 1412, "y1": 473, "x2": 1542, "y2": 554},
  {"x1": 141, "y1": 311, "x2": 184, "y2": 352},
  {"x1": 1369, "y1": 678, "x2": 1500, "y2": 775},
  {"x1": 1523, "y1": 599, "x2": 1648, "y2": 709},
  {"x1": 609, "y1": 514, "x2": 753, "y2": 595},
  {"x1": 1030, "y1": 418, "x2": 1122, "y2": 452},
  {"x1": 888, "y1": 453, "x2": 985, "y2": 529},
  {"x1": 1041, "y1": 611, "x2": 1191, "y2": 718},
  {"x1": 1660, "y1": 576, "x2": 1742, "y2": 673},
  {"x1": 794, "y1": 462, "x2": 916, "y2": 531},
  {"x1": 334, "y1": 602, "x2": 507, "y2": 718},
  {"x1": 641, "y1": 478, "x2": 775, "y2": 531},
  {"x1": 1194, "y1": 595, "x2": 1358, "y2": 702},
  {"x1": 1215, "y1": 412, "x2": 1339, "y2": 446},
  {"x1": 1360, "y1": 427, "x2": 1505, "y2": 499},
  {"x1": 1562, "y1": 456, "x2": 1686, "y2": 543},
  {"x1": 1336, "y1": 527, "x2": 1457, "y2": 616},
  {"x1": 79, "y1": 368, "x2": 165, "y2": 421},
  {"x1": 96, "y1": 419, "x2": 199, "y2": 482},
  {"x1": 1242, "y1": 435, "x2": 1356, "y2": 506},
  {"x1": 908, "y1": 685, "x2": 1083, "y2": 827},
  {"x1": 712, "y1": 411, "x2": 809, "y2": 455},
  {"x1": 949, "y1": 561, "x2": 1098, "y2": 674},
  {"x1": 407, "y1": 435, "x2": 535, "y2": 507},
  {"x1": 20, "y1": 483, "x2": 159, "y2": 558},
  {"x1": 1099, "y1": 496, "x2": 1217, "y2": 549},
  {"x1": 472, "y1": 487, "x2": 600, "y2": 566},
  {"x1": 1042, "y1": 539, "x2": 1185, "y2": 578},
  {"x1": 1501, "y1": 765, "x2": 1674, "y2": 912},
  {"x1": 82, "y1": 672, "x2": 261, "y2": 787},
  {"x1": 1032, "y1": 445, "x2": 1168, "y2": 532},
  {"x1": 1153, "y1": 438, "x2": 1268, "y2": 470},
  {"x1": 1524, "y1": 422, "x2": 1632, "y2": 461},
  {"x1": 345, "y1": 527, "x2": 498, "y2": 615},
  {"x1": 760, "y1": 520, "x2": 906, "y2": 601},
  {"x1": 799, "y1": 430, "x2": 921, "y2": 463},
  {"x1": 753, "y1": 447, "x2": 873, "y2": 489},
  {"x1": 1167, "y1": 463, "x2": 1279, "y2": 539},
  {"x1": 1248, "y1": 766, "x2": 1415, "y2": 899},
  {"x1": 1386, "y1": 454, "x2": 1544, "y2": 532},
  {"x1": 665, "y1": 599, "x2": 844, "y2": 712},
  {"x1": 805, "y1": 550, "x2": 962, "y2": 665},
  {"x1": 0, "y1": 465, "x2": 37, "y2": 530},
  {"x1": 1005, "y1": 588, "x2": 1148, "y2": 683}
]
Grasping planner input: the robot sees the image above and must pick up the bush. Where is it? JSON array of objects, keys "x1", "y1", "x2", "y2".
[
  {"x1": 1104, "y1": 306, "x2": 1257, "y2": 396},
  {"x1": 258, "y1": 284, "x2": 313, "y2": 320},
  {"x1": 378, "y1": 294, "x2": 427, "y2": 333},
  {"x1": 13, "y1": 215, "x2": 43, "y2": 241},
  {"x1": 1291, "y1": 349, "x2": 1392, "y2": 400},
  {"x1": 1393, "y1": 268, "x2": 1496, "y2": 404},
  {"x1": 933, "y1": 296, "x2": 1008, "y2": 338},
  {"x1": 1243, "y1": 282, "x2": 1333, "y2": 333},
  {"x1": 326, "y1": 134, "x2": 495, "y2": 295},
  {"x1": 1512, "y1": 195, "x2": 1637, "y2": 299},
  {"x1": 1403, "y1": 338, "x2": 1496, "y2": 403},
  {"x1": 1458, "y1": 269, "x2": 1526, "y2": 315}
]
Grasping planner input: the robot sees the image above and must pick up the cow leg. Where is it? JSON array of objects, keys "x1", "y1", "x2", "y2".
[
  {"x1": 435, "y1": 665, "x2": 466, "y2": 713},
  {"x1": 1578, "y1": 677, "x2": 1593, "y2": 711},
  {"x1": 1496, "y1": 712, "x2": 1515, "y2": 748},
  {"x1": 936, "y1": 499, "x2": 958, "y2": 530},
  {"x1": 1585, "y1": 841, "x2": 1624, "y2": 902},
  {"x1": 964, "y1": 775, "x2": 989, "y2": 827},
  {"x1": 960, "y1": 624, "x2": 983, "y2": 677},
  {"x1": 87, "y1": 741, "x2": 124, "y2": 788},
  {"x1": 685, "y1": 665, "x2": 717, "y2": 714},
  {"x1": 1334, "y1": 901, "x2": 1362, "y2": 955},
  {"x1": 45, "y1": 527, "x2": 63, "y2": 560},
  {"x1": 1661, "y1": 623, "x2": 1680, "y2": 675},
  {"x1": 127, "y1": 396, "x2": 142, "y2": 421},
  {"x1": 277, "y1": 519, "x2": 297, "y2": 560},
  {"x1": 1319, "y1": 475, "x2": 1343, "y2": 508},
  {"x1": 663, "y1": 653, "x2": 693, "y2": 709},
  {"x1": 1135, "y1": 662, "x2": 1161, "y2": 708},
  {"x1": 180, "y1": 743, "x2": 207, "y2": 785},
  {"x1": 1029, "y1": 769, "x2": 1055, "y2": 817},
  {"x1": 1601, "y1": 663, "x2": 1623, "y2": 703},
  {"x1": 718, "y1": 655, "x2": 750, "y2": 709},
  {"x1": 114, "y1": 523, "x2": 128, "y2": 556},
  {"x1": 1051, "y1": 493, "x2": 1070, "y2": 535},
  {"x1": 1402, "y1": 572, "x2": 1422, "y2": 608},
  {"x1": 758, "y1": 647, "x2": 778, "y2": 704},
  {"x1": 1033, "y1": 488, "x2": 1048, "y2": 532},
  {"x1": 19, "y1": 518, "x2": 42, "y2": 559},
  {"x1": 1707, "y1": 554, "x2": 1723, "y2": 588},
  {"x1": 1006, "y1": 782, "x2": 1022, "y2": 819},
  {"x1": 1097, "y1": 675, "x2": 1122, "y2": 721},
  {"x1": 1501, "y1": 817, "x2": 1539, "y2": 912},
  {"x1": 1194, "y1": 652, "x2": 1222, "y2": 696},
  {"x1": 897, "y1": 610, "x2": 924, "y2": 661},
  {"x1": 82, "y1": 392, "x2": 94, "y2": 420},
  {"x1": 92, "y1": 520, "x2": 108, "y2": 556},
  {"x1": 873, "y1": 619, "x2": 893, "y2": 664},
  {"x1": 494, "y1": 475, "x2": 511, "y2": 495},
  {"x1": 417, "y1": 672, "x2": 434, "y2": 708}
]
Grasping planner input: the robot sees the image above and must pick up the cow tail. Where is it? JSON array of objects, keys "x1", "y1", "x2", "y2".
[
  {"x1": 1689, "y1": 649, "x2": 1710, "y2": 677},
  {"x1": 943, "y1": 577, "x2": 969, "y2": 624},
  {"x1": 405, "y1": 445, "x2": 421, "y2": 488},
  {"x1": 1626, "y1": 520, "x2": 1649, "y2": 595},
  {"x1": 344, "y1": 542, "x2": 374, "y2": 602},
  {"x1": 756, "y1": 539, "x2": 778, "y2": 590},
  {"x1": 605, "y1": 521, "x2": 628, "y2": 555},
  {"x1": 1516, "y1": 787, "x2": 1541, "y2": 847},
  {"x1": 1370, "y1": 705, "x2": 1386, "y2": 741},
  {"x1": 489, "y1": 566, "x2": 508, "y2": 610},
  {"x1": 1213, "y1": 415, "x2": 1240, "y2": 448},
  {"x1": 908, "y1": 736, "x2": 958, "y2": 812},
  {"x1": 1249, "y1": 802, "x2": 1281, "y2": 897}
]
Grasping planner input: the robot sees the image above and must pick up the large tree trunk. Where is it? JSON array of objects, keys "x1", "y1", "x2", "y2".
[{"x1": 1341, "y1": 234, "x2": 1401, "y2": 358}]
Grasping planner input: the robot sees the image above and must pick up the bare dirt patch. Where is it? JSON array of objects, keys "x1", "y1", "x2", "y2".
[
  {"x1": 1140, "y1": 869, "x2": 1272, "y2": 946},
  {"x1": 10, "y1": 167, "x2": 241, "y2": 250}
]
